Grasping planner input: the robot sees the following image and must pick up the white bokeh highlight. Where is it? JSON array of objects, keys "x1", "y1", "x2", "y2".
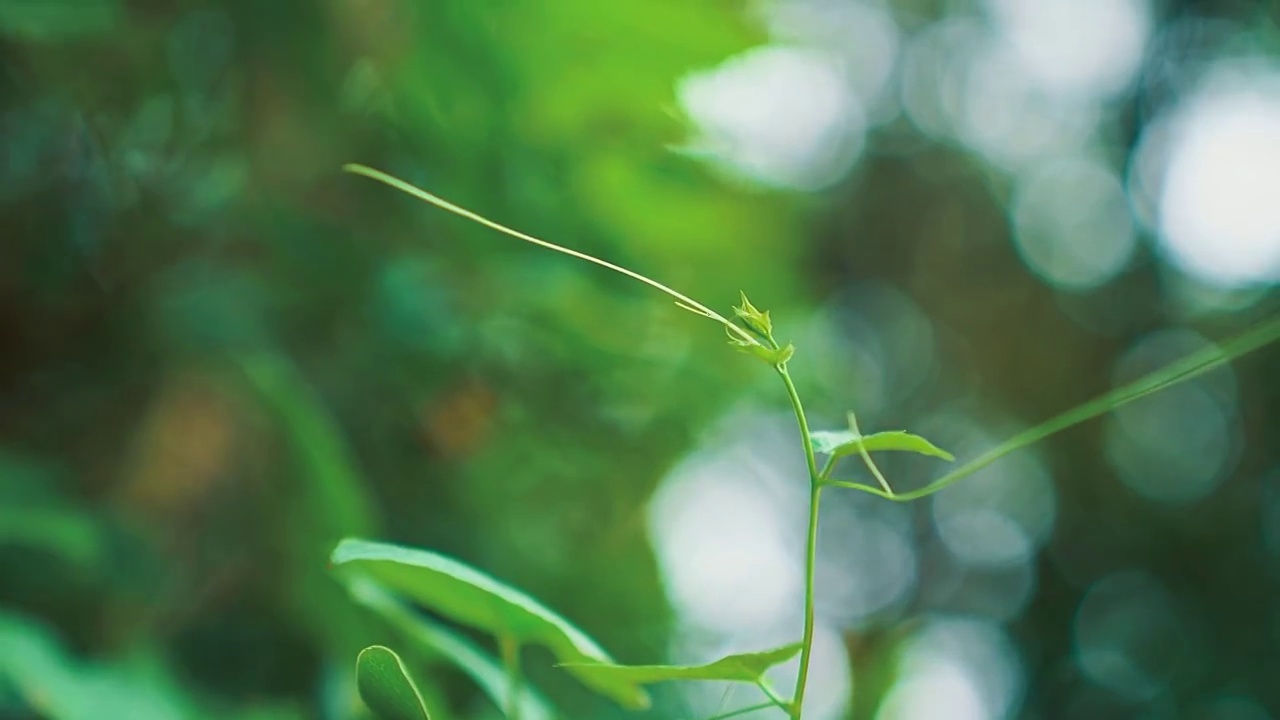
[
  {"x1": 1155, "y1": 63, "x2": 1280, "y2": 286},
  {"x1": 678, "y1": 45, "x2": 866, "y2": 190},
  {"x1": 648, "y1": 420, "x2": 805, "y2": 634},
  {"x1": 984, "y1": 0, "x2": 1152, "y2": 101},
  {"x1": 877, "y1": 618, "x2": 1024, "y2": 720},
  {"x1": 1012, "y1": 157, "x2": 1137, "y2": 290},
  {"x1": 1104, "y1": 328, "x2": 1240, "y2": 504}
]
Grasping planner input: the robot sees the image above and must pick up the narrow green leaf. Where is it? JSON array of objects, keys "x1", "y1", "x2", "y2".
[
  {"x1": 729, "y1": 336, "x2": 794, "y2": 366},
  {"x1": 330, "y1": 538, "x2": 649, "y2": 709},
  {"x1": 831, "y1": 315, "x2": 1280, "y2": 501},
  {"x1": 356, "y1": 646, "x2": 431, "y2": 720},
  {"x1": 810, "y1": 430, "x2": 954, "y2": 462},
  {"x1": 344, "y1": 576, "x2": 557, "y2": 720},
  {"x1": 559, "y1": 643, "x2": 802, "y2": 686}
]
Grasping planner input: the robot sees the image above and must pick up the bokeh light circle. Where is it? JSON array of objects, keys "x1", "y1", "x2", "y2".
[
  {"x1": 1012, "y1": 157, "x2": 1137, "y2": 290},
  {"x1": 1104, "y1": 328, "x2": 1240, "y2": 504},
  {"x1": 877, "y1": 617, "x2": 1024, "y2": 720},
  {"x1": 929, "y1": 419, "x2": 1057, "y2": 569},
  {"x1": 1073, "y1": 571, "x2": 1185, "y2": 700},
  {"x1": 1153, "y1": 62, "x2": 1280, "y2": 287}
]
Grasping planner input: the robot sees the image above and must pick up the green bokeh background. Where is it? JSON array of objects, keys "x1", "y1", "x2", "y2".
[{"x1": 1, "y1": 1, "x2": 1278, "y2": 719}]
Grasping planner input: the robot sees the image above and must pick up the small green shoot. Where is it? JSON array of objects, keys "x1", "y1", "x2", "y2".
[{"x1": 342, "y1": 163, "x2": 1280, "y2": 720}]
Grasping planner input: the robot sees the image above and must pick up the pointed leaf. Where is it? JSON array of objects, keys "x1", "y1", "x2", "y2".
[
  {"x1": 731, "y1": 292, "x2": 772, "y2": 338},
  {"x1": 356, "y1": 646, "x2": 431, "y2": 720},
  {"x1": 331, "y1": 538, "x2": 649, "y2": 709},
  {"x1": 729, "y1": 337, "x2": 794, "y2": 366},
  {"x1": 344, "y1": 576, "x2": 557, "y2": 720},
  {"x1": 559, "y1": 643, "x2": 802, "y2": 686},
  {"x1": 810, "y1": 429, "x2": 954, "y2": 461}
]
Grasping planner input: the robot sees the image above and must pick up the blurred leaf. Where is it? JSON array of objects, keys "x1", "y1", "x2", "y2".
[
  {"x1": 356, "y1": 646, "x2": 432, "y2": 720},
  {"x1": 0, "y1": 613, "x2": 201, "y2": 720},
  {"x1": 810, "y1": 429, "x2": 954, "y2": 462},
  {"x1": 236, "y1": 353, "x2": 374, "y2": 535},
  {"x1": 235, "y1": 352, "x2": 377, "y2": 651},
  {"x1": 0, "y1": 507, "x2": 99, "y2": 567},
  {"x1": 0, "y1": 452, "x2": 100, "y2": 566},
  {"x1": 344, "y1": 577, "x2": 557, "y2": 720},
  {"x1": 0, "y1": 0, "x2": 119, "y2": 40},
  {"x1": 559, "y1": 642, "x2": 802, "y2": 685},
  {"x1": 330, "y1": 538, "x2": 649, "y2": 709}
]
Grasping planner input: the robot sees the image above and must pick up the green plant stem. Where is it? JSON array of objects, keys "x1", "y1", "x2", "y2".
[
  {"x1": 343, "y1": 163, "x2": 759, "y2": 346},
  {"x1": 700, "y1": 701, "x2": 778, "y2": 720},
  {"x1": 776, "y1": 364, "x2": 821, "y2": 720},
  {"x1": 818, "y1": 454, "x2": 836, "y2": 481},
  {"x1": 847, "y1": 412, "x2": 893, "y2": 496},
  {"x1": 821, "y1": 313, "x2": 1280, "y2": 502},
  {"x1": 499, "y1": 635, "x2": 521, "y2": 720},
  {"x1": 776, "y1": 366, "x2": 820, "y2": 494},
  {"x1": 756, "y1": 677, "x2": 790, "y2": 711},
  {"x1": 792, "y1": 483, "x2": 822, "y2": 720}
]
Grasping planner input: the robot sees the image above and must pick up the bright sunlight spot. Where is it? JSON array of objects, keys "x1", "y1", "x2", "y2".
[
  {"x1": 649, "y1": 412, "x2": 806, "y2": 635},
  {"x1": 984, "y1": 0, "x2": 1151, "y2": 102},
  {"x1": 1011, "y1": 157, "x2": 1137, "y2": 291},
  {"x1": 678, "y1": 45, "x2": 866, "y2": 190},
  {"x1": 1154, "y1": 63, "x2": 1280, "y2": 286},
  {"x1": 877, "y1": 618, "x2": 1023, "y2": 720},
  {"x1": 765, "y1": 0, "x2": 901, "y2": 125}
]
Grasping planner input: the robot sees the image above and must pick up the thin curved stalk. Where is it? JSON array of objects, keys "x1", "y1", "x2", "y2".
[
  {"x1": 823, "y1": 313, "x2": 1280, "y2": 502},
  {"x1": 344, "y1": 164, "x2": 758, "y2": 346},
  {"x1": 756, "y1": 678, "x2": 790, "y2": 711}
]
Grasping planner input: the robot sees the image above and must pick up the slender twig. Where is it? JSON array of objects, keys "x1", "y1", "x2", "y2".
[
  {"x1": 821, "y1": 313, "x2": 1280, "y2": 502},
  {"x1": 775, "y1": 364, "x2": 821, "y2": 720},
  {"x1": 818, "y1": 454, "x2": 836, "y2": 481},
  {"x1": 822, "y1": 478, "x2": 896, "y2": 500},
  {"x1": 344, "y1": 163, "x2": 760, "y2": 346},
  {"x1": 698, "y1": 701, "x2": 777, "y2": 720},
  {"x1": 847, "y1": 412, "x2": 893, "y2": 496},
  {"x1": 755, "y1": 677, "x2": 790, "y2": 712},
  {"x1": 499, "y1": 635, "x2": 521, "y2": 720}
]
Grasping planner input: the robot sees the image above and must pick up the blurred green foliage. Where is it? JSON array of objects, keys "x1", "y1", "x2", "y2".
[
  {"x1": 0, "y1": 0, "x2": 796, "y2": 717},
  {"x1": 1, "y1": 0, "x2": 1278, "y2": 719}
]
